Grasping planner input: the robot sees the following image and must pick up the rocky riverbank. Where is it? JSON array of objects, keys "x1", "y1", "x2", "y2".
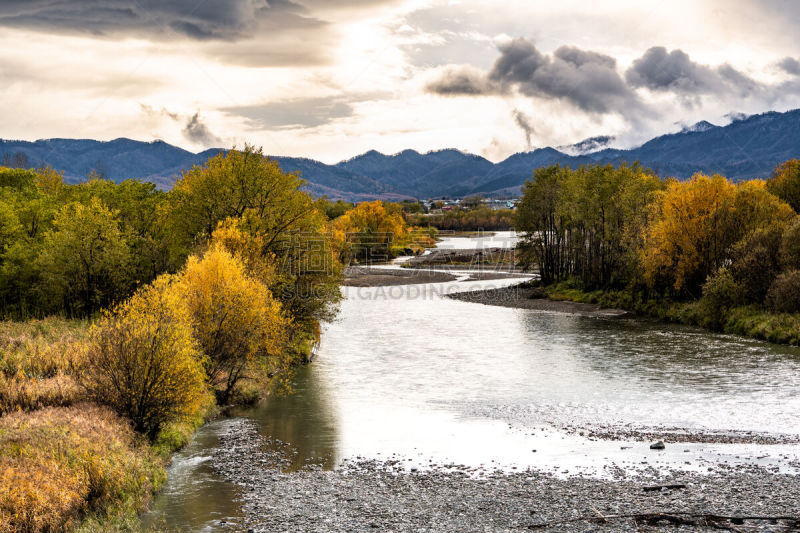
[
  {"x1": 404, "y1": 247, "x2": 524, "y2": 271},
  {"x1": 343, "y1": 266, "x2": 527, "y2": 287},
  {"x1": 343, "y1": 266, "x2": 458, "y2": 286},
  {"x1": 212, "y1": 419, "x2": 800, "y2": 532},
  {"x1": 448, "y1": 284, "x2": 630, "y2": 318}
]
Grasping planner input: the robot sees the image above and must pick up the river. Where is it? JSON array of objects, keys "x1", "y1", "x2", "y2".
[{"x1": 143, "y1": 232, "x2": 800, "y2": 531}]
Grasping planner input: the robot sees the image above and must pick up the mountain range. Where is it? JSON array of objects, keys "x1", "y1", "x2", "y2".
[{"x1": 2, "y1": 108, "x2": 800, "y2": 200}]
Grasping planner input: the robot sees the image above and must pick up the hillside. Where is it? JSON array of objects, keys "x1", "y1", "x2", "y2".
[{"x1": 2, "y1": 108, "x2": 799, "y2": 199}]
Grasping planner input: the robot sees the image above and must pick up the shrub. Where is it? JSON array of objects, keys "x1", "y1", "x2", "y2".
[
  {"x1": 178, "y1": 245, "x2": 286, "y2": 403},
  {"x1": 0, "y1": 405, "x2": 164, "y2": 532},
  {"x1": 81, "y1": 275, "x2": 209, "y2": 439},
  {"x1": 728, "y1": 225, "x2": 784, "y2": 305},
  {"x1": 780, "y1": 216, "x2": 800, "y2": 269},
  {"x1": 698, "y1": 268, "x2": 744, "y2": 331},
  {"x1": 766, "y1": 269, "x2": 800, "y2": 313}
]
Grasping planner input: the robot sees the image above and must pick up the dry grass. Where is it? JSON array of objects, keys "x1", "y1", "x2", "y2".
[
  {"x1": 0, "y1": 318, "x2": 89, "y2": 378},
  {"x1": 0, "y1": 374, "x2": 82, "y2": 416},
  {"x1": 0, "y1": 318, "x2": 89, "y2": 416},
  {"x1": 0, "y1": 404, "x2": 165, "y2": 533}
]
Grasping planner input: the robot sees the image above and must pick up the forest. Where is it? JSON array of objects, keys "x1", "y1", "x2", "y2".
[
  {"x1": 0, "y1": 146, "x2": 429, "y2": 531},
  {"x1": 405, "y1": 205, "x2": 515, "y2": 231},
  {"x1": 515, "y1": 160, "x2": 800, "y2": 343}
]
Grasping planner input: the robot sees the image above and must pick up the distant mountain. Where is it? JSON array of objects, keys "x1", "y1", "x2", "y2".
[
  {"x1": 588, "y1": 109, "x2": 800, "y2": 182},
  {"x1": 0, "y1": 138, "x2": 205, "y2": 189},
  {"x1": 0, "y1": 138, "x2": 395, "y2": 199},
  {"x1": 2, "y1": 108, "x2": 800, "y2": 199},
  {"x1": 679, "y1": 120, "x2": 716, "y2": 134},
  {"x1": 558, "y1": 135, "x2": 615, "y2": 155},
  {"x1": 337, "y1": 149, "x2": 494, "y2": 198}
]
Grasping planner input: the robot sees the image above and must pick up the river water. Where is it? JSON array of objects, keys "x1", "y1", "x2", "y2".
[{"x1": 143, "y1": 232, "x2": 800, "y2": 531}]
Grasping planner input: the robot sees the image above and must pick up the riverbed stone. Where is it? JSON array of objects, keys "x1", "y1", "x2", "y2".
[{"x1": 212, "y1": 419, "x2": 800, "y2": 533}]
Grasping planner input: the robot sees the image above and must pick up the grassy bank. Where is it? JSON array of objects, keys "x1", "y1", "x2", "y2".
[
  {"x1": 0, "y1": 318, "x2": 212, "y2": 532},
  {"x1": 543, "y1": 281, "x2": 800, "y2": 346}
]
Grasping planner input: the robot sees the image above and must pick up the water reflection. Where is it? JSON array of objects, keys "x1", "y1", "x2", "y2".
[
  {"x1": 281, "y1": 275, "x2": 800, "y2": 470},
  {"x1": 233, "y1": 363, "x2": 340, "y2": 471}
]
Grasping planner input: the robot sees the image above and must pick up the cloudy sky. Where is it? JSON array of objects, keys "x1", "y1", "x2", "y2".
[{"x1": 2, "y1": 0, "x2": 800, "y2": 162}]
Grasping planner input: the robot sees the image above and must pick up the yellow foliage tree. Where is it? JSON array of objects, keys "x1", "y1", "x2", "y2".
[
  {"x1": 33, "y1": 165, "x2": 64, "y2": 195},
  {"x1": 334, "y1": 201, "x2": 408, "y2": 261},
  {"x1": 643, "y1": 174, "x2": 793, "y2": 295},
  {"x1": 727, "y1": 179, "x2": 794, "y2": 230},
  {"x1": 210, "y1": 218, "x2": 278, "y2": 288},
  {"x1": 165, "y1": 145, "x2": 343, "y2": 335},
  {"x1": 178, "y1": 244, "x2": 287, "y2": 402},
  {"x1": 81, "y1": 275, "x2": 208, "y2": 439},
  {"x1": 643, "y1": 174, "x2": 736, "y2": 295}
]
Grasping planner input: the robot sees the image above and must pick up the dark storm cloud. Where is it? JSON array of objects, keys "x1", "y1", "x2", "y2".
[
  {"x1": 552, "y1": 46, "x2": 616, "y2": 70},
  {"x1": 779, "y1": 57, "x2": 800, "y2": 76},
  {"x1": 223, "y1": 96, "x2": 356, "y2": 129},
  {"x1": 0, "y1": 0, "x2": 322, "y2": 40},
  {"x1": 183, "y1": 113, "x2": 221, "y2": 146},
  {"x1": 425, "y1": 65, "x2": 494, "y2": 95},
  {"x1": 428, "y1": 38, "x2": 644, "y2": 117},
  {"x1": 625, "y1": 47, "x2": 761, "y2": 98}
]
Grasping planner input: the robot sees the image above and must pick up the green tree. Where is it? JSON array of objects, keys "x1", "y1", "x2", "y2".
[
  {"x1": 699, "y1": 268, "x2": 743, "y2": 330},
  {"x1": 728, "y1": 224, "x2": 786, "y2": 305},
  {"x1": 165, "y1": 145, "x2": 343, "y2": 334},
  {"x1": 766, "y1": 269, "x2": 800, "y2": 313},
  {"x1": 767, "y1": 159, "x2": 800, "y2": 213},
  {"x1": 780, "y1": 216, "x2": 800, "y2": 269},
  {"x1": 39, "y1": 198, "x2": 130, "y2": 317}
]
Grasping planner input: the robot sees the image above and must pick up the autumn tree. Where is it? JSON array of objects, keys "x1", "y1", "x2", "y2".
[
  {"x1": 516, "y1": 163, "x2": 661, "y2": 287},
  {"x1": 165, "y1": 146, "x2": 342, "y2": 359},
  {"x1": 780, "y1": 216, "x2": 800, "y2": 269},
  {"x1": 82, "y1": 275, "x2": 209, "y2": 438},
  {"x1": 643, "y1": 176, "x2": 793, "y2": 296},
  {"x1": 767, "y1": 159, "x2": 800, "y2": 213},
  {"x1": 177, "y1": 244, "x2": 286, "y2": 403},
  {"x1": 643, "y1": 174, "x2": 736, "y2": 296},
  {"x1": 333, "y1": 200, "x2": 408, "y2": 262},
  {"x1": 34, "y1": 166, "x2": 64, "y2": 195}
]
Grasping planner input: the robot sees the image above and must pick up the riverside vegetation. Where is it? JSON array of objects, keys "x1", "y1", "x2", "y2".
[
  {"x1": 0, "y1": 146, "x2": 431, "y2": 532},
  {"x1": 515, "y1": 159, "x2": 800, "y2": 345}
]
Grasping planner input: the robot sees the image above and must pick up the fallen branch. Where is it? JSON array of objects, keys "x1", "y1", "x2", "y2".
[
  {"x1": 642, "y1": 483, "x2": 687, "y2": 492},
  {"x1": 526, "y1": 512, "x2": 800, "y2": 530}
]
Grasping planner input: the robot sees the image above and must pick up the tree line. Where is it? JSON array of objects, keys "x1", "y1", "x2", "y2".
[{"x1": 515, "y1": 160, "x2": 800, "y2": 334}]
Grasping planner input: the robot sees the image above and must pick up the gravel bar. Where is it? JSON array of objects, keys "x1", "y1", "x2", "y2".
[{"x1": 212, "y1": 419, "x2": 800, "y2": 533}]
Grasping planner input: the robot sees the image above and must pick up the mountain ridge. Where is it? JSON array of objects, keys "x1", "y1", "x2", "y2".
[{"x1": 2, "y1": 108, "x2": 800, "y2": 199}]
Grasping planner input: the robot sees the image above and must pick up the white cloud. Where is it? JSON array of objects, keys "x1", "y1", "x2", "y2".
[{"x1": 1, "y1": 0, "x2": 800, "y2": 162}]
